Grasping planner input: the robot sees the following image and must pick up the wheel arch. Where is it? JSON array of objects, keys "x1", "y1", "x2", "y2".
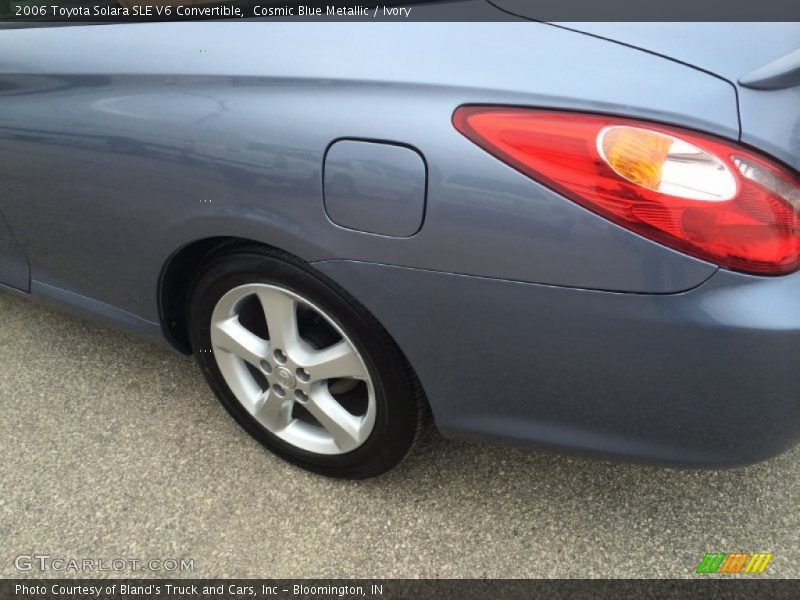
[
  {"x1": 159, "y1": 236, "x2": 267, "y2": 354},
  {"x1": 158, "y1": 237, "x2": 429, "y2": 417},
  {"x1": 159, "y1": 235, "x2": 433, "y2": 437}
]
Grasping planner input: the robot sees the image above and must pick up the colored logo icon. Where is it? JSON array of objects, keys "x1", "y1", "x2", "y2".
[{"x1": 696, "y1": 552, "x2": 773, "y2": 574}]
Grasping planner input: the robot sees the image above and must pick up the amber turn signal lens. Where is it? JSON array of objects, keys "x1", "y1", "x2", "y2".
[
  {"x1": 599, "y1": 127, "x2": 672, "y2": 191},
  {"x1": 597, "y1": 125, "x2": 737, "y2": 201}
]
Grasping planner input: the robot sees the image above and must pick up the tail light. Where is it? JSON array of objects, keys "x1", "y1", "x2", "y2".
[{"x1": 453, "y1": 106, "x2": 800, "y2": 275}]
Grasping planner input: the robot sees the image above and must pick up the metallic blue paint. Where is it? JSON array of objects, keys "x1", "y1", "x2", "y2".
[
  {"x1": 740, "y1": 49, "x2": 800, "y2": 91},
  {"x1": 315, "y1": 260, "x2": 800, "y2": 467},
  {"x1": 0, "y1": 213, "x2": 28, "y2": 291},
  {"x1": 323, "y1": 140, "x2": 427, "y2": 237},
  {"x1": 0, "y1": 20, "x2": 797, "y2": 466},
  {"x1": 547, "y1": 22, "x2": 800, "y2": 171},
  {"x1": 0, "y1": 21, "x2": 737, "y2": 319}
]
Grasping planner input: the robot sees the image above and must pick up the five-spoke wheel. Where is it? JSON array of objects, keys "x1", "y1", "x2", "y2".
[
  {"x1": 211, "y1": 283, "x2": 375, "y2": 455},
  {"x1": 189, "y1": 246, "x2": 426, "y2": 478}
]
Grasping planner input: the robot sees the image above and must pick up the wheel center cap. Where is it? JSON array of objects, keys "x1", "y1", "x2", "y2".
[{"x1": 275, "y1": 366, "x2": 296, "y2": 389}]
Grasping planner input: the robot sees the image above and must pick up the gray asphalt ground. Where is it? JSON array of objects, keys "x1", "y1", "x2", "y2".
[{"x1": 1, "y1": 289, "x2": 798, "y2": 579}]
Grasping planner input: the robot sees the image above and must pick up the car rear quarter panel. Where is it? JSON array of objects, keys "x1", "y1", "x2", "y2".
[
  {"x1": 0, "y1": 22, "x2": 739, "y2": 323},
  {"x1": 541, "y1": 22, "x2": 800, "y2": 171},
  {"x1": 316, "y1": 259, "x2": 800, "y2": 466}
]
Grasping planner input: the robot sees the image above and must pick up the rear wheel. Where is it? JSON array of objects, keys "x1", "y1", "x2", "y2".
[{"x1": 187, "y1": 246, "x2": 426, "y2": 478}]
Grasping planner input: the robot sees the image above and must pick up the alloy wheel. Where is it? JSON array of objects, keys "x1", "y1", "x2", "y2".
[{"x1": 209, "y1": 283, "x2": 376, "y2": 455}]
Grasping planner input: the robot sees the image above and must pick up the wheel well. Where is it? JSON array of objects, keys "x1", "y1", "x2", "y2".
[
  {"x1": 159, "y1": 236, "x2": 257, "y2": 353},
  {"x1": 159, "y1": 236, "x2": 433, "y2": 433}
]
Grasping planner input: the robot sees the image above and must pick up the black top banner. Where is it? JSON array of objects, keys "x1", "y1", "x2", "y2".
[{"x1": 1, "y1": 0, "x2": 799, "y2": 23}]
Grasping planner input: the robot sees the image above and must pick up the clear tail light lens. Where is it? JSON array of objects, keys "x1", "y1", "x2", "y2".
[{"x1": 453, "y1": 106, "x2": 800, "y2": 275}]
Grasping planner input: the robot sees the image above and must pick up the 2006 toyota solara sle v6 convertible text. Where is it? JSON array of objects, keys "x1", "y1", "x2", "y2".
[{"x1": 1, "y1": 18, "x2": 799, "y2": 477}]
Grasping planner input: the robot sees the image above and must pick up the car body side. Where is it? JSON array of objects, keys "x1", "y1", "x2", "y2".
[{"x1": 1, "y1": 18, "x2": 799, "y2": 467}]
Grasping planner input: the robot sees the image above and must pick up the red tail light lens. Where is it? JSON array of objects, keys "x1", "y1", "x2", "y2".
[{"x1": 453, "y1": 106, "x2": 800, "y2": 275}]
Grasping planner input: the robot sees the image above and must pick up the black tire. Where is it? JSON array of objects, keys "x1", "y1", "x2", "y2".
[{"x1": 187, "y1": 244, "x2": 427, "y2": 478}]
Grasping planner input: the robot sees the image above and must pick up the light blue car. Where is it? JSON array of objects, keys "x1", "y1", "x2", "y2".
[{"x1": 1, "y1": 17, "x2": 799, "y2": 477}]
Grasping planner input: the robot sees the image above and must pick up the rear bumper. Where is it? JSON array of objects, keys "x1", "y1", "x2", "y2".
[{"x1": 315, "y1": 260, "x2": 800, "y2": 467}]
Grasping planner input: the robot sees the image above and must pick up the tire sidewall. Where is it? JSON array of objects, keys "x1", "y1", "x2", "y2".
[{"x1": 188, "y1": 250, "x2": 417, "y2": 478}]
